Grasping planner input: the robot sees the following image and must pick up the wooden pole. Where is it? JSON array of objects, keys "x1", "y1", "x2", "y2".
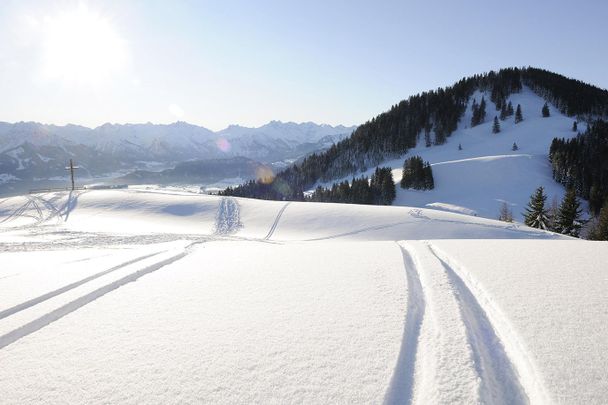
[
  {"x1": 70, "y1": 159, "x2": 75, "y2": 191},
  {"x1": 66, "y1": 159, "x2": 79, "y2": 191}
]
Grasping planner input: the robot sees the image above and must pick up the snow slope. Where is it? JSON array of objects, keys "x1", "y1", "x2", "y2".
[
  {"x1": 322, "y1": 87, "x2": 585, "y2": 222},
  {"x1": 0, "y1": 188, "x2": 606, "y2": 404}
]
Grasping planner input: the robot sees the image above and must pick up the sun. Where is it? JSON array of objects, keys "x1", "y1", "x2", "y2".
[{"x1": 41, "y1": 5, "x2": 127, "y2": 84}]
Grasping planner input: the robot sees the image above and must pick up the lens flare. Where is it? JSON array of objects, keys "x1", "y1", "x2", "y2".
[
  {"x1": 256, "y1": 166, "x2": 275, "y2": 184},
  {"x1": 215, "y1": 137, "x2": 231, "y2": 152}
]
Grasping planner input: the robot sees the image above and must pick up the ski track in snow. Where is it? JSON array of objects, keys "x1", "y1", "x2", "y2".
[
  {"x1": 263, "y1": 202, "x2": 291, "y2": 240},
  {"x1": 0, "y1": 251, "x2": 165, "y2": 320},
  {"x1": 383, "y1": 243, "x2": 425, "y2": 405},
  {"x1": 214, "y1": 197, "x2": 242, "y2": 235},
  {"x1": 301, "y1": 214, "x2": 552, "y2": 242},
  {"x1": 428, "y1": 243, "x2": 552, "y2": 404},
  {"x1": 426, "y1": 242, "x2": 528, "y2": 404},
  {"x1": 385, "y1": 241, "x2": 534, "y2": 405},
  {"x1": 0, "y1": 191, "x2": 85, "y2": 232},
  {"x1": 0, "y1": 242, "x2": 203, "y2": 350}
]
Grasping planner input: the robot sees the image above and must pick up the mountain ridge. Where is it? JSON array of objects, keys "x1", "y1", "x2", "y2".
[
  {"x1": 0, "y1": 120, "x2": 356, "y2": 194},
  {"x1": 222, "y1": 67, "x2": 608, "y2": 202}
]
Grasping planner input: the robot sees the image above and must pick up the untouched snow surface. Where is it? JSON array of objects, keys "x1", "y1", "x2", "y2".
[{"x1": 0, "y1": 188, "x2": 607, "y2": 404}]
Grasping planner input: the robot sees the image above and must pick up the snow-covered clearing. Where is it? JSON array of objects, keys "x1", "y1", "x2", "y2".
[{"x1": 0, "y1": 188, "x2": 606, "y2": 403}]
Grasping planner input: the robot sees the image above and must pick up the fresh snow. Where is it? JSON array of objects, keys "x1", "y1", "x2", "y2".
[{"x1": 0, "y1": 184, "x2": 606, "y2": 403}]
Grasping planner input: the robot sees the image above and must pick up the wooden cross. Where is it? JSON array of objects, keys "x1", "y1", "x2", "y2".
[{"x1": 65, "y1": 159, "x2": 80, "y2": 191}]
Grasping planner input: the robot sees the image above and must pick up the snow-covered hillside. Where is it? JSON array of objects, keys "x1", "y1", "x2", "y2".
[
  {"x1": 0, "y1": 188, "x2": 606, "y2": 404},
  {"x1": 324, "y1": 86, "x2": 585, "y2": 222}
]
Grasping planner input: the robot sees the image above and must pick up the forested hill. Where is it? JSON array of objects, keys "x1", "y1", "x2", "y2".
[{"x1": 221, "y1": 67, "x2": 608, "y2": 201}]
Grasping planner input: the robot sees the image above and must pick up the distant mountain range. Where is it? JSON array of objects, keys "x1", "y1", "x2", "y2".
[{"x1": 0, "y1": 120, "x2": 356, "y2": 193}]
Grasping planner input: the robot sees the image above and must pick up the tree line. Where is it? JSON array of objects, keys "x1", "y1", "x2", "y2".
[
  {"x1": 307, "y1": 167, "x2": 396, "y2": 205},
  {"x1": 549, "y1": 120, "x2": 608, "y2": 215}
]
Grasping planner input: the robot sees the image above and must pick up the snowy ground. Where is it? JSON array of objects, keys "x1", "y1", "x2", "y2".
[{"x1": 0, "y1": 188, "x2": 607, "y2": 404}]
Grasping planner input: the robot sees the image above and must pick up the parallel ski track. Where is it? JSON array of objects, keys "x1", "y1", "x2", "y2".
[
  {"x1": 264, "y1": 202, "x2": 291, "y2": 240},
  {"x1": 426, "y1": 242, "x2": 528, "y2": 404},
  {"x1": 384, "y1": 241, "x2": 540, "y2": 404},
  {"x1": 0, "y1": 242, "x2": 203, "y2": 350},
  {"x1": 383, "y1": 242, "x2": 425, "y2": 404},
  {"x1": 0, "y1": 251, "x2": 165, "y2": 320},
  {"x1": 428, "y1": 243, "x2": 551, "y2": 404}
]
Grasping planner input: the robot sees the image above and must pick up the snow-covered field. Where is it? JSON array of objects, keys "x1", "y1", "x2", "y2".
[{"x1": 0, "y1": 188, "x2": 606, "y2": 404}]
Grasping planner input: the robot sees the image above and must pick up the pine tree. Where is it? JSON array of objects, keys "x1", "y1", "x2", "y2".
[
  {"x1": 495, "y1": 96, "x2": 503, "y2": 111},
  {"x1": 492, "y1": 116, "x2": 501, "y2": 134},
  {"x1": 542, "y1": 102, "x2": 550, "y2": 117},
  {"x1": 515, "y1": 104, "x2": 523, "y2": 123},
  {"x1": 479, "y1": 96, "x2": 487, "y2": 123},
  {"x1": 512, "y1": 142, "x2": 519, "y2": 151},
  {"x1": 458, "y1": 143, "x2": 462, "y2": 150},
  {"x1": 588, "y1": 200, "x2": 608, "y2": 240},
  {"x1": 498, "y1": 202, "x2": 513, "y2": 222},
  {"x1": 572, "y1": 121, "x2": 578, "y2": 132},
  {"x1": 401, "y1": 156, "x2": 433, "y2": 190},
  {"x1": 589, "y1": 184, "x2": 603, "y2": 215},
  {"x1": 371, "y1": 167, "x2": 396, "y2": 205},
  {"x1": 523, "y1": 186, "x2": 549, "y2": 229},
  {"x1": 500, "y1": 102, "x2": 508, "y2": 120},
  {"x1": 423, "y1": 163, "x2": 435, "y2": 190},
  {"x1": 507, "y1": 101, "x2": 514, "y2": 116},
  {"x1": 547, "y1": 195, "x2": 560, "y2": 231},
  {"x1": 555, "y1": 189, "x2": 583, "y2": 237},
  {"x1": 470, "y1": 99, "x2": 478, "y2": 127},
  {"x1": 381, "y1": 175, "x2": 396, "y2": 205},
  {"x1": 424, "y1": 124, "x2": 432, "y2": 147}
]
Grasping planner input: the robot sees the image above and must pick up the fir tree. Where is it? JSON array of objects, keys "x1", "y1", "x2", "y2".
[
  {"x1": 512, "y1": 142, "x2": 519, "y2": 151},
  {"x1": 507, "y1": 101, "x2": 514, "y2": 116},
  {"x1": 401, "y1": 156, "x2": 434, "y2": 190},
  {"x1": 424, "y1": 124, "x2": 432, "y2": 147},
  {"x1": 471, "y1": 96, "x2": 487, "y2": 127},
  {"x1": 470, "y1": 98, "x2": 480, "y2": 127},
  {"x1": 542, "y1": 102, "x2": 550, "y2": 117},
  {"x1": 370, "y1": 167, "x2": 396, "y2": 205},
  {"x1": 588, "y1": 200, "x2": 608, "y2": 240},
  {"x1": 498, "y1": 202, "x2": 513, "y2": 222},
  {"x1": 495, "y1": 96, "x2": 503, "y2": 111},
  {"x1": 555, "y1": 188, "x2": 583, "y2": 237},
  {"x1": 500, "y1": 102, "x2": 508, "y2": 120},
  {"x1": 470, "y1": 98, "x2": 478, "y2": 124},
  {"x1": 589, "y1": 184, "x2": 603, "y2": 215},
  {"x1": 492, "y1": 116, "x2": 501, "y2": 134},
  {"x1": 572, "y1": 121, "x2": 578, "y2": 132},
  {"x1": 423, "y1": 163, "x2": 435, "y2": 190},
  {"x1": 547, "y1": 195, "x2": 560, "y2": 231},
  {"x1": 458, "y1": 143, "x2": 462, "y2": 151},
  {"x1": 515, "y1": 104, "x2": 523, "y2": 123},
  {"x1": 479, "y1": 96, "x2": 487, "y2": 123},
  {"x1": 523, "y1": 186, "x2": 550, "y2": 229}
]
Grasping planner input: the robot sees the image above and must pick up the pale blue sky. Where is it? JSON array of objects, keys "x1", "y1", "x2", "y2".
[{"x1": 0, "y1": 0, "x2": 606, "y2": 130}]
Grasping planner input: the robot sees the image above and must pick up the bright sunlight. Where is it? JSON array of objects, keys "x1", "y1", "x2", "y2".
[{"x1": 41, "y1": 5, "x2": 127, "y2": 84}]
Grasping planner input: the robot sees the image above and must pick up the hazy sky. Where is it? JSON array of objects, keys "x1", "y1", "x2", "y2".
[{"x1": 1, "y1": 0, "x2": 606, "y2": 130}]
